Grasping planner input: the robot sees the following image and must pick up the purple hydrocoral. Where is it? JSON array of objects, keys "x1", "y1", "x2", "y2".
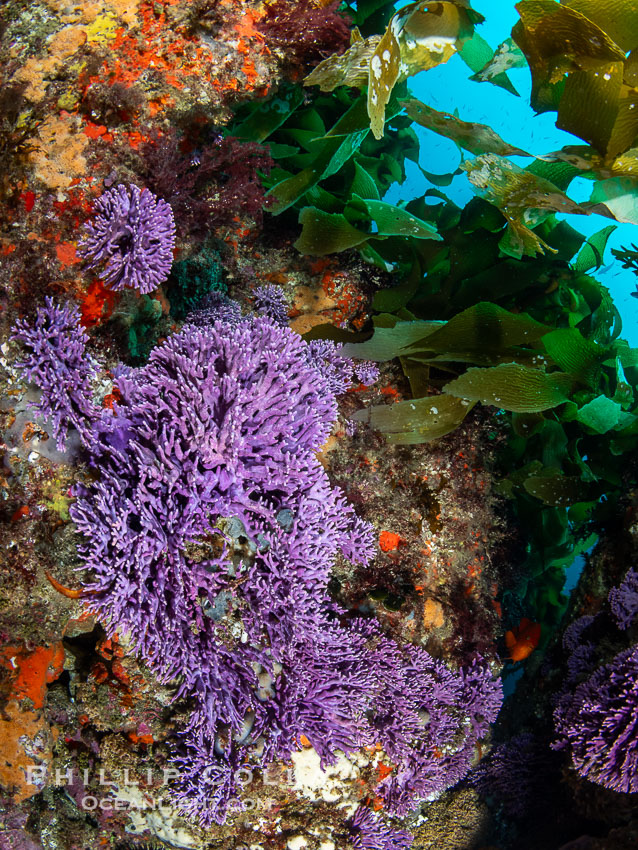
[
  {"x1": 347, "y1": 806, "x2": 413, "y2": 849},
  {"x1": 308, "y1": 339, "x2": 358, "y2": 396},
  {"x1": 68, "y1": 314, "x2": 378, "y2": 822},
  {"x1": 253, "y1": 284, "x2": 289, "y2": 326},
  {"x1": 13, "y1": 297, "x2": 503, "y2": 827},
  {"x1": 354, "y1": 360, "x2": 380, "y2": 387},
  {"x1": 186, "y1": 290, "x2": 243, "y2": 326},
  {"x1": 79, "y1": 183, "x2": 175, "y2": 293},
  {"x1": 307, "y1": 339, "x2": 379, "y2": 396},
  {"x1": 374, "y1": 648, "x2": 502, "y2": 815},
  {"x1": 10, "y1": 297, "x2": 99, "y2": 450},
  {"x1": 563, "y1": 615, "x2": 597, "y2": 652},
  {"x1": 553, "y1": 645, "x2": 638, "y2": 793},
  {"x1": 609, "y1": 568, "x2": 638, "y2": 630},
  {"x1": 470, "y1": 731, "x2": 558, "y2": 818}
]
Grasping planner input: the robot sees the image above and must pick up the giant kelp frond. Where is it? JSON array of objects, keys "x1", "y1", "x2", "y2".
[{"x1": 305, "y1": 0, "x2": 485, "y2": 138}]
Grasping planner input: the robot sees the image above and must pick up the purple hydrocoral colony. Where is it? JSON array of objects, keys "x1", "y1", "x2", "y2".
[
  {"x1": 79, "y1": 183, "x2": 175, "y2": 293},
  {"x1": 470, "y1": 731, "x2": 558, "y2": 818},
  {"x1": 609, "y1": 568, "x2": 638, "y2": 630},
  {"x1": 253, "y1": 284, "x2": 289, "y2": 326},
  {"x1": 13, "y1": 298, "x2": 502, "y2": 828},
  {"x1": 348, "y1": 806, "x2": 413, "y2": 849},
  {"x1": 354, "y1": 360, "x2": 380, "y2": 387},
  {"x1": 185, "y1": 290, "x2": 243, "y2": 326},
  {"x1": 10, "y1": 297, "x2": 98, "y2": 450},
  {"x1": 553, "y1": 645, "x2": 638, "y2": 793}
]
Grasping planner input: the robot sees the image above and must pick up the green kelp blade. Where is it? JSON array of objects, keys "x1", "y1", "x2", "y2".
[
  {"x1": 576, "y1": 394, "x2": 637, "y2": 433},
  {"x1": 403, "y1": 98, "x2": 531, "y2": 156},
  {"x1": 294, "y1": 207, "x2": 369, "y2": 255},
  {"x1": 232, "y1": 88, "x2": 305, "y2": 143},
  {"x1": 541, "y1": 328, "x2": 606, "y2": 387},
  {"x1": 341, "y1": 320, "x2": 443, "y2": 361},
  {"x1": 513, "y1": 1, "x2": 625, "y2": 114},
  {"x1": 526, "y1": 155, "x2": 583, "y2": 191},
  {"x1": 589, "y1": 177, "x2": 638, "y2": 224},
  {"x1": 443, "y1": 363, "x2": 573, "y2": 412},
  {"x1": 459, "y1": 31, "x2": 519, "y2": 95},
  {"x1": 307, "y1": 1, "x2": 483, "y2": 139},
  {"x1": 323, "y1": 90, "x2": 404, "y2": 138},
  {"x1": 512, "y1": 411, "x2": 546, "y2": 437},
  {"x1": 266, "y1": 139, "x2": 342, "y2": 215},
  {"x1": 463, "y1": 154, "x2": 587, "y2": 258},
  {"x1": 349, "y1": 196, "x2": 442, "y2": 240},
  {"x1": 351, "y1": 393, "x2": 476, "y2": 443},
  {"x1": 266, "y1": 92, "x2": 385, "y2": 215},
  {"x1": 304, "y1": 33, "x2": 381, "y2": 92},
  {"x1": 573, "y1": 224, "x2": 617, "y2": 272},
  {"x1": 368, "y1": 14, "x2": 402, "y2": 141},
  {"x1": 523, "y1": 472, "x2": 588, "y2": 507},
  {"x1": 350, "y1": 161, "x2": 381, "y2": 200},
  {"x1": 266, "y1": 130, "x2": 371, "y2": 215},
  {"x1": 556, "y1": 62, "x2": 638, "y2": 159},
  {"x1": 561, "y1": 0, "x2": 638, "y2": 53},
  {"x1": 467, "y1": 36, "x2": 526, "y2": 92},
  {"x1": 402, "y1": 302, "x2": 551, "y2": 357}
]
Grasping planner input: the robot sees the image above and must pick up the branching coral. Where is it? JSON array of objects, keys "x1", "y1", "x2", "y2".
[
  {"x1": 553, "y1": 645, "x2": 638, "y2": 793},
  {"x1": 347, "y1": 805, "x2": 413, "y2": 849},
  {"x1": 253, "y1": 284, "x2": 289, "y2": 326},
  {"x1": 10, "y1": 298, "x2": 98, "y2": 450},
  {"x1": 186, "y1": 291, "x2": 243, "y2": 326},
  {"x1": 470, "y1": 731, "x2": 559, "y2": 818},
  {"x1": 609, "y1": 568, "x2": 638, "y2": 630},
  {"x1": 12, "y1": 299, "x2": 502, "y2": 830},
  {"x1": 79, "y1": 184, "x2": 176, "y2": 294}
]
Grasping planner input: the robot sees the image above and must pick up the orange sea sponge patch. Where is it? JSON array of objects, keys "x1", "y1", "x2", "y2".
[{"x1": 379, "y1": 530, "x2": 402, "y2": 552}]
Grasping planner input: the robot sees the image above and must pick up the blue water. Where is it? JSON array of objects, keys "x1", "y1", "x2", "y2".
[{"x1": 387, "y1": 0, "x2": 638, "y2": 345}]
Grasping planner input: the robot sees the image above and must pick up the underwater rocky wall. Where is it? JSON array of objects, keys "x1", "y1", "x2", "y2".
[{"x1": 1, "y1": 1, "x2": 638, "y2": 849}]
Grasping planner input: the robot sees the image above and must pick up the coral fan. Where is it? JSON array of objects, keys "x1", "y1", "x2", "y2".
[
  {"x1": 10, "y1": 298, "x2": 97, "y2": 450},
  {"x1": 348, "y1": 805, "x2": 413, "y2": 849},
  {"x1": 609, "y1": 568, "x2": 638, "y2": 630},
  {"x1": 13, "y1": 300, "x2": 502, "y2": 829},
  {"x1": 553, "y1": 645, "x2": 638, "y2": 793},
  {"x1": 79, "y1": 183, "x2": 176, "y2": 294}
]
